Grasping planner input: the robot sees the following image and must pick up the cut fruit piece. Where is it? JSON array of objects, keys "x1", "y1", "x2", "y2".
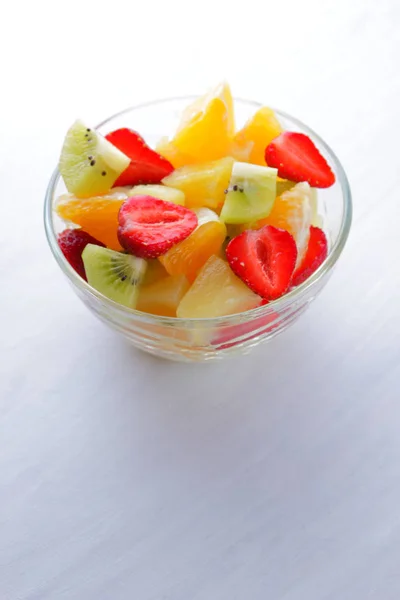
[
  {"x1": 231, "y1": 107, "x2": 282, "y2": 165},
  {"x1": 226, "y1": 226, "x2": 297, "y2": 300},
  {"x1": 56, "y1": 187, "x2": 130, "y2": 251},
  {"x1": 276, "y1": 181, "x2": 320, "y2": 226},
  {"x1": 142, "y1": 259, "x2": 168, "y2": 286},
  {"x1": 137, "y1": 274, "x2": 190, "y2": 317},
  {"x1": 265, "y1": 131, "x2": 336, "y2": 188},
  {"x1": 155, "y1": 137, "x2": 196, "y2": 169},
  {"x1": 82, "y1": 245, "x2": 147, "y2": 308},
  {"x1": 162, "y1": 157, "x2": 234, "y2": 210},
  {"x1": 105, "y1": 128, "x2": 174, "y2": 187},
  {"x1": 118, "y1": 196, "x2": 198, "y2": 259},
  {"x1": 260, "y1": 182, "x2": 313, "y2": 266},
  {"x1": 276, "y1": 178, "x2": 295, "y2": 197},
  {"x1": 59, "y1": 120, "x2": 130, "y2": 197},
  {"x1": 159, "y1": 208, "x2": 227, "y2": 281},
  {"x1": 130, "y1": 184, "x2": 185, "y2": 206},
  {"x1": 58, "y1": 229, "x2": 105, "y2": 280},
  {"x1": 177, "y1": 255, "x2": 261, "y2": 319},
  {"x1": 220, "y1": 162, "x2": 277, "y2": 224},
  {"x1": 171, "y1": 82, "x2": 235, "y2": 162},
  {"x1": 292, "y1": 226, "x2": 328, "y2": 286}
]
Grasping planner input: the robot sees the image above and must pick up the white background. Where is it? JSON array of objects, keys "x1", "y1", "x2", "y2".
[{"x1": 1, "y1": 0, "x2": 400, "y2": 598}]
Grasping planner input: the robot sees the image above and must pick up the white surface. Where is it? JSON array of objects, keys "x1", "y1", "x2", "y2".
[{"x1": 1, "y1": 0, "x2": 400, "y2": 598}]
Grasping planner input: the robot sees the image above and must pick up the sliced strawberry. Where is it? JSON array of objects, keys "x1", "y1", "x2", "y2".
[
  {"x1": 58, "y1": 229, "x2": 105, "y2": 280},
  {"x1": 292, "y1": 226, "x2": 328, "y2": 286},
  {"x1": 118, "y1": 195, "x2": 198, "y2": 259},
  {"x1": 106, "y1": 128, "x2": 174, "y2": 187},
  {"x1": 265, "y1": 132, "x2": 335, "y2": 188},
  {"x1": 226, "y1": 225, "x2": 297, "y2": 300}
]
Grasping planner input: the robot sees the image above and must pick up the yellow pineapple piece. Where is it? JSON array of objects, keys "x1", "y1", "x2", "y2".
[
  {"x1": 155, "y1": 137, "x2": 196, "y2": 169},
  {"x1": 177, "y1": 255, "x2": 260, "y2": 319},
  {"x1": 162, "y1": 157, "x2": 234, "y2": 210},
  {"x1": 137, "y1": 274, "x2": 190, "y2": 317},
  {"x1": 142, "y1": 260, "x2": 168, "y2": 286},
  {"x1": 130, "y1": 184, "x2": 185, "y2": 205}
]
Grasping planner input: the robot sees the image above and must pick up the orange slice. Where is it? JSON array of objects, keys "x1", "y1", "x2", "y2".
[
  {"x1": 231, "y1": 107, "x2": 282, "y2": 165},
  {"x1": 56, "y1": 187, "x2": 129, "y2": 250},
  {"x1": 260, "y1": 182, "x2": 312, "y2": 265},
  {"x1": 171, "y1": 82, "x2": 235, "y2": 163},
  {"x1": 159, "y1": 208, "x2": 227, "y2": 281}
]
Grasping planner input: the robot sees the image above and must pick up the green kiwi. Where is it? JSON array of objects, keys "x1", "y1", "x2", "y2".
[
  {"x1": 59, "y1": 120, "x2": 130, "y2": 197},
  {"x1": 82, "y1": 245, "x2": 147, "y2": 308},
  {"x1": 220, "y1": 162, "x2": 277, "y2": 224}
]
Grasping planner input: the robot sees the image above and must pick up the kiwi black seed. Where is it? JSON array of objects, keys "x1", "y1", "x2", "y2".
[
  {"x1": 82, "y1": 245, "x2": 147, "y2": 308},
  {"x1": 111, "y1": 257, "x2": 139, "y2": 285}
]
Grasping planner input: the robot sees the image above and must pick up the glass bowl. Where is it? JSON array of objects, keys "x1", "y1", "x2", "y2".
[{"x1": 44, "y1": 97, "x2": 352, "y2": 362}]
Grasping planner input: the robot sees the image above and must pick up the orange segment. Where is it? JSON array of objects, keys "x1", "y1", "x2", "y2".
[
  {"x1": 177, "y1": 255, "x2": 261, "y2": 319},
  {"x1": 276, "y1": 181, "x2": 320, "y2": 226},
  {"x1": 162, "y1": 157, "x2": 234, "y2": 210},
  {"x1": 231, "y1": 107, "x2": 282, "y2": 165},
  {"x1": 137, "y1": 274, "x2": 190, "y2": 317},
  {"x1": 159, "y1": 209, "x2": 227, "y2": 281},
  {"x1": 56, "y1": 188, "x2": 129, "y2": 250},
  {"x1": 171, "y1": 82, "x2": 235, "y2": 163},
  {"x1": 260, "y1": 182, "x2": 312, "y2": 265},
  {"x1": 155, "y1": 137, "x2": 196, "y2": 169}
]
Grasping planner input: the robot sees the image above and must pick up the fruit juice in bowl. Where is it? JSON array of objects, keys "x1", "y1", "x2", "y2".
[{"x1": 44, "y1": 83, "x2": 352, "y2": 361}]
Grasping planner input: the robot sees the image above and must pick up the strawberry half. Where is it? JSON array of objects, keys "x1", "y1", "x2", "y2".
[
  {"x1": 265, "y1": 132, "x2": 335, "y2": 188},
  {"x1": 58, "y1": 229, "x2": 105, "y2": 280},
  {"x1": 226, "y1": 226, "x2": 297, "y2": 300},
  {"x1": 292, "y1": 226, "x2": 328, "y2": 286},
  {"x1": 118, "y1": 195, "x2": 198, "y2": 259},
  {"x1": 106, "y1": 128, "x2": 174, "y2": 187}
]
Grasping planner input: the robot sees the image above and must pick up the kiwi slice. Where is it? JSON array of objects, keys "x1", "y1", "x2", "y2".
[
  {"x1": 220, "y1": 162, "x2": 277, "y2": 224},
  {"x1": 59, "y1": 120, "x2": 130, "y2": 198},
  {"x1": 82, "y1": 245, "x2": 147, "y2": 308}
]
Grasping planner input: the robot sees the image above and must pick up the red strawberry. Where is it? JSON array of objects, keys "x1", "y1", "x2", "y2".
[
  {"x1": 106, "y1": 128, "x2": 174, "y2": 187},
  {"x1": 226, "y1": 225, "x2": 297, "y2": 300},
  {"x1": 292, "y1": 226, "x2": 328, "y2": 286},
  {"x1": 58, "y1": 229, "x2": 105, "y2": 280},
  {"x1": 265, "y1": 132, "x2": 335, "y2": 188},
  {"x1": 118, "y1": 195, "x2": 198, "y2": 259}
]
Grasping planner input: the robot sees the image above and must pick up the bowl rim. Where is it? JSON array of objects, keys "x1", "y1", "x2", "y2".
[{"x1": 44, "y1": 95, "x2": 352, "y2": 327}]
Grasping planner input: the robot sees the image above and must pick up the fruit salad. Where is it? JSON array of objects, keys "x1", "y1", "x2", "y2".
[{"x1": 55, "y1": 83, "x2": 335, "y2": 319}]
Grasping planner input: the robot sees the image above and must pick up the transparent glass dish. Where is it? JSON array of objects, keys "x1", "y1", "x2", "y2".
[{"x1": 44, "y1": 97, "x2": 352, "y2": 362}]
